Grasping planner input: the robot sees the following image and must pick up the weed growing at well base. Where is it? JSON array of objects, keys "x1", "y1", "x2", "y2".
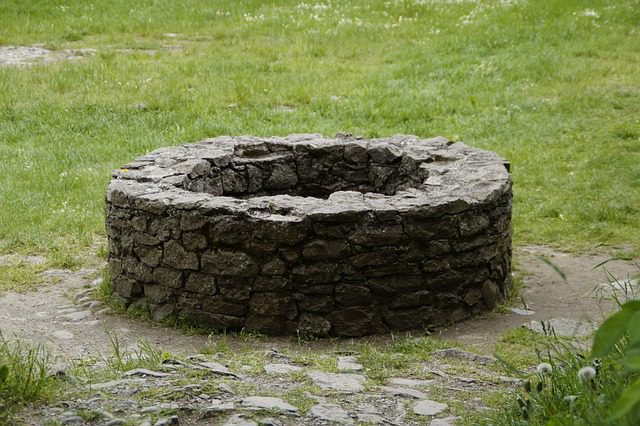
[
  {"x1": 488, "y1": 267, "x2": 640, "y2": 425},
  {"x1": 0, "y1": 335, "x2": 57, "y2": 423}
]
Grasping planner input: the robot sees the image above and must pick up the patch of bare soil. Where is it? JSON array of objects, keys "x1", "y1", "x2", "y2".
[
  {"x1": 438, "y1": 245, "x2": 639, "y2": 349},
  {"x1": 0, "y1": 46, "x2": 96, "y2": 67},
  {"x1": 0, "y1": 267, "x2": 211, "y2": 365}
]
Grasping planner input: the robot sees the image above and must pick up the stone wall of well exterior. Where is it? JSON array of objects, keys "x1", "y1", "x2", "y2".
[{"x1": 106, "y1": 134, "x2": 512, "y2": 336}]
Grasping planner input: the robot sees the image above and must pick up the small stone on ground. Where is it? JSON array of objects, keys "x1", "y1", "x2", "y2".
[
  {"x1": 356, "y1": 413, "x2": 385, "y2": 424},
  {"x1": 196, "y1": 361, "x2": 239, "y2": 377},
  {"x1": 202, "y1": 402, "x2": 235, "y2": 416},
  {"x1": 154, "y1": 416, "x2": 179, "y2": 426},
  {"x1": 387, "y1": 377, "x2": 435, "y2": 388},
  {"x1": 223, "y1": 414, "x2": 258, "y2": 426},
  {"x1": 413, "y1": 399, "x2": 449, "y2": 416},
  {"x1": 310, "y1": 403, "x2": 354, "y2": 424},
  {"x1": 307, "y1": 371, "x2": 366, "y2": 393},
  {"x1": 241, "y1": 396, "x2": 298, "y2": 415},
  {"x1": 430, "y1": 416, "x2": 461, "y2": 426},
  {"x1": 380, "y1": 386, "x2": 427, "y2": 399},
  {"x1": 53, "y1": 330, "x2": 74, "y2": 340},
  {"x1": 509, "y1": 307, "x2": 536, "y2": 316},
  {"x1": 123, "y1": 368, "x2": 171, "y2": 378},
  {"x1": 337, "y1": 356, "x2": 363, "y2": 371},
  {"x1": 264, "y1": 363, "x2": 302, "y2": 375},
  {"x1": 62, "y1": 310, "x2": 92, "y2": 322}
]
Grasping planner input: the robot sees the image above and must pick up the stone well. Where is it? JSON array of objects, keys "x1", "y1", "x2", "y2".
[{"x1": 106, "y1": 134, "x2": 512, "y2": 336}]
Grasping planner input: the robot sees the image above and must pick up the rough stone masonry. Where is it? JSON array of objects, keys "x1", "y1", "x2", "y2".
[{"x1": 105, "y1": 134, "x2": 512, "y2": 336}]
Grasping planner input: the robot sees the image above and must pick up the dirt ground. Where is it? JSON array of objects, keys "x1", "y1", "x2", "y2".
[
  {"x1": 439, "y1": 245, "x2": 638, "y2": 349},
  {"x1": 0, "y1": 245, "x2": 638, "y2": 364}
]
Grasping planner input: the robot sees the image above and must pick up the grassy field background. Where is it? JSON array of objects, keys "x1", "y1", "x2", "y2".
[{"x1": 0, "y1": 0, "x2": 638, "y2": 261}]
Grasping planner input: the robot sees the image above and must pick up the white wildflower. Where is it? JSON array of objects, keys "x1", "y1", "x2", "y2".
[
  {"x1": 536, "y1": 362, "x2": 553, "y2": 375},
  {"x1": 580, "y1": 9, "x2": 600, "y2": 18},
  {"x1": 578, "y1": 366, "x2": 597, "y2": 383}
]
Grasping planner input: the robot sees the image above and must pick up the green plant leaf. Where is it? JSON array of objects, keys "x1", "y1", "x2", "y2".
[
  {"x1": 593, "y1": 301, "x2": 640, "y2": 358},
  {"x1": 610, "y1": 378, "x2": 640, "y2": 420},
  {"x1": 628, "y1": 311, "x2": 640, "y2": 348},
  {"x1": 0, "y1": 364, "x2": 7, "y2": 382},
  {"x1": 622, "y1": 349, "x2": 640, "y2": 370},
  {"x1": 538, "y1": 257, "x2": 567, "y2": 283}
]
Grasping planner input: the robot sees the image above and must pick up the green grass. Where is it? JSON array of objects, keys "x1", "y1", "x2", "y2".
[
  {"x1": 0, "y1": 0, "x2": 638, "y2": 259},
  {"x1": 0, "y1": 262, "x2": 45, "y2": 292},
  {"x1": 488, "y1": 336, "x2": 640, "y2": 425},
  {"x1": 0, "y1": 335, "x2": 58, "y2": 423},
  {"x1": 488, "y1": 277, "x2": 640, "y2": 426}
]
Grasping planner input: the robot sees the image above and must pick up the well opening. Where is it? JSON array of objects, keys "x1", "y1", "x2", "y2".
[
  {"x1": 106, "y1": 134, "x2": 512, "y2": 337},
  {"x1": 182, "y1": 141, "x2": 425, "y2": 200}
]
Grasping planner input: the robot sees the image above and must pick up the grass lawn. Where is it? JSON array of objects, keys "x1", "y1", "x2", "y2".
[{"x1": 0, "y1": 0, "x2": 638, "y2": 262}]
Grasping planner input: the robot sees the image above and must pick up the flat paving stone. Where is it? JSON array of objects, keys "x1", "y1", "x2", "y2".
[
  {"x1": 61, "y1": 310, "x2": 92, "y2": 322},
  {"x1": 223, "y1": 414, "x2": 258, "y2": 426},
  {"x1": 258, "y1": 418, "x2": 283, "y2": 426},
  {"x1": 509, "y1": 307, "x2": 536, "y2": 316},
  {"x1": 356, "y1": 413, "x2": 385, "y2": 424},
  {"x1": 524, "y1": 318, "x2": 596, "y2": 338},
  {"x1": 387, "y1": 377, "x2": 435, "y2": 388},
  {"x1": 241, "y1": 396, "x2": 298, "y2": 415},
  {"x1": 61, "y1": 416, "x2": 85, "y2": 425},
  {"x1": 153, "y1": 416, "x2": 179, "y2": 426},
  {"x1": 264, "y1": 363, "x2": 303, "y2": 375},
  {"x1": 380, "y1": 386, "x2": 427, "y2": 399},
  {"x1": 53, "y1": 330, "x2": 74, "y2": 340},
  {"x1": 307, "y1": 371, "x2": 366, "y2": 393},
  {"x1": 196, "y1": 361, "x2": 241, "y2": 378},
  {"x1": 429, "y1": 416, "x2": 461, "y2": 426},
  {"x1": 337, "y1": 356, "x2": 363, "y2": 372},
  {"x1": 123, "y1": 368, "x2": 171, "y2": 378},
  {"x1": 413, "y1": 400, "x2": 448, "y2": 416},
  {"x1": 218, "y1": 383, "x2": 235, "y2": 394},
  {"x1": 202, "y1": 402, "x2": 235, "y2": 416},
  {"x1": 310, "y1": 403, "x2": 354, "y2": 424}
]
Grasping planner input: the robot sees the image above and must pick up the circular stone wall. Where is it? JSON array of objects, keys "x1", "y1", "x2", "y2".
[{"x1": 106, "y1": 134, "x2": 512, "y2": 336}]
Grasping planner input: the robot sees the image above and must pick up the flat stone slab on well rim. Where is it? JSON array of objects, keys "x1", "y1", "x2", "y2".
[{"x1": 108, "y1": 134, "x2": 511, "y2": 215}]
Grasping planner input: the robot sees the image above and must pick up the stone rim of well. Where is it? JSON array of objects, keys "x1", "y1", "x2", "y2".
[{"x1": 106, "y1": 133, "x2": 511, "y2": 220}]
